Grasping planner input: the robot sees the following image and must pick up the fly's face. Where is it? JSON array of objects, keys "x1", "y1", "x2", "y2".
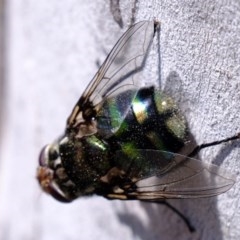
[{"x1": 37, "y1": 138, "x2": 80, "y2": 202}]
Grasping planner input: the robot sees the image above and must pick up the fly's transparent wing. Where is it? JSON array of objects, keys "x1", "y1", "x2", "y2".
[
  {"x1": 67, "y1": 21, "x2": 158, "y2": 132},
  {"x1": 108, "y1": 150, "x2": 235, "y2": 200}
]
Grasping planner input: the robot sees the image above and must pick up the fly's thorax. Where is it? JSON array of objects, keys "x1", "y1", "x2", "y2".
[{"x1": 59, "y1": 134, "x2": 111, "y2": 194}]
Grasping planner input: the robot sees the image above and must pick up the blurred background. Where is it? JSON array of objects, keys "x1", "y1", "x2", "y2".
[
  {"x1": 0, "y1": 0, "x2": 4, "y2": 147},
  {"x1": 1, "y1": 1, "x2": 240, "y2": 240}
]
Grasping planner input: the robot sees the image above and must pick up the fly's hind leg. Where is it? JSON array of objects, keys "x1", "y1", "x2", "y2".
[
  {"x1": 188, "y1": 133, "x2": 240, "y2": 157},
  {"x1": 141, "y1": 200, "x2": 195, "y2": 232}
]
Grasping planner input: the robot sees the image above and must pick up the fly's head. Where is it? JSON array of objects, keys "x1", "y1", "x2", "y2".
[{"x1": 37, "y1": 137, "x2": 80, "y2": 202}]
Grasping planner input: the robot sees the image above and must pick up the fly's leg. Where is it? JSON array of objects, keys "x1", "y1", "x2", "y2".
[
  {"x1": 141, "y1": 200, "x2": 195, "y2": 232},
  {"x1": 163, "y1": 201, "x2": 195, "y2": 232},
  {"x1": 188, "y1": 133, "x2": 240, "y2": 157}
]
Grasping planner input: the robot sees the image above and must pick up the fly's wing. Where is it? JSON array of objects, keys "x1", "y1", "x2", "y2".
[
  {"x1": 105, "y1": 150, "x2": 235, "y2": 200},
  {"x1": 67, "y1": 21, "x2": 158, "y2": 134}
]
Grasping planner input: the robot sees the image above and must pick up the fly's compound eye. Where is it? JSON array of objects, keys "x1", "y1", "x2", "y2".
[
  {"x1": 48, "y1": 148, "x2": 59, "y2": 161},
  {"x1": 39, "y1": 145, "x2": 48, "y2": 167},
  {"x1": 39, "y1": 144, "x2": 59, "y2": 168}
]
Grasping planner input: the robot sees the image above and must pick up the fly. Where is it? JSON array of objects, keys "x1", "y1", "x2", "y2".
[{"x1": 37, "y1": 20, "x2": 239, "y2": 231}]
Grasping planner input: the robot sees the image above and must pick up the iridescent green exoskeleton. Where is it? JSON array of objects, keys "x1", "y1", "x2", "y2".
[{"x1": 37, "y1": 20, "x2": 238, "y2": 230}]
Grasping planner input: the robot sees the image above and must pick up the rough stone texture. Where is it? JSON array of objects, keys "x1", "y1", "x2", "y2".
[{"x1": 0, "y1": 1, "x2": 240, "y2": 239}]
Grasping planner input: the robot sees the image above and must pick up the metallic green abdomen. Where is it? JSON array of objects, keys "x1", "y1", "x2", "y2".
[{"x1": 98, "y1": 87, "x2": 189, "y2": 154}]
